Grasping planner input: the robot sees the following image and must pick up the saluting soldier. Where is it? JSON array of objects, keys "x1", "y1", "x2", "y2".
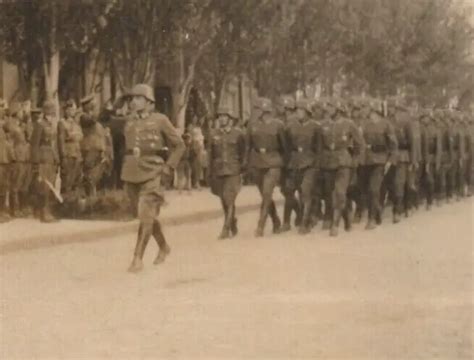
[
  {"x1": 120, "y1": 84, "x2": 185, "y2": 273},
  {"x1": 79, "y1": 94, "x2": 108, "y2": 197},
  {"x1": 420, "y1": 110, "x2": 442, "y2": 209},
  {"x1": 5, "y1": 103, "x2": 32, "y2": 217},
  {"x1": 359, "y1": 99, "x2": 398, "y2": 230},
  {"x1": 278, "y1": 95, "x2": 302, "y2": 232},
  {"x1": 58, "y1": 100, "x2": 83, "y2": 205},
  {"x1": 0, "y1": 99, "x2": 12, "y2": 223},
  {"x1": 247, "y1": 97, "x2": 287, "y2": 237},
  {"x1": 30, "y1": 100, "x2": 60, "y2": 223},
  {"x1": 208, "y1": 105, "x2": 247, "y2": 239},
  {"x1": 387, "y1": 100, "x2": 420, "y2": 223},
  {"x1": 284, "y1": 98, "x2": 322, "y2": 234},
  {"x1": 320, "y1": 98, "x2": 363, "y2": 236}
]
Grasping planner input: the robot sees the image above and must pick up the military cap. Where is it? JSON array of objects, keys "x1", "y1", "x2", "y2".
[
  {"x1": 80, "y1": 94, "x2": 96, "y2": 106},
  {"x1": 295, "y1": 98, "x2": 313, "y2": 114},
  {"x1": 253, "y1": 97, "x2": 273, "y2": 113},
  {"x1": 64, "y1": 99, "x2": 77, "y2": 109},
  {"x1": 127, "y1": 84, "x2": 155, "y2": 103},
  {"x1": 42, "y1": 100, "x2": 56, "y2": 113},
  {"x1": 279, "y1": 95, "x2": 296, "y2": 110}
]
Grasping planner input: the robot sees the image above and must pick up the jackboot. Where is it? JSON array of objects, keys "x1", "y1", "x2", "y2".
[
  {"x1": 10, "y1": 192, "x2": 20, "y2": 218},
  {"x1": 269, "y1": 201, "x2": 282, "y2": 234},
  {"x1": 152, "y1": 220, "x2": 171, "y2": 265},
  {"x1": 282, "y1": 199, "x2": 293, "y2": 231},
  {"x1": 230, "y1": 217, "x2": 238, "y2": 237},
  {"x1": 365, "y1": 217, "x2": 377, "y2": 230},
  {"x1": 255, "y1": 203, "x2": 268, "y2": 237},
  {"x1": 19, "y1": 192, "x2": 32, "y2": 217},
  {"x1": 330, "y1": 210, "x2": 341, "y2": 237},
  {"x1": 342, "y1": 208, "x2": 353, "y2": 232},
  {"x1": 393, "y1": 211, "x2": 401, "y2": 224},
  {"x1": 40, "y1": 195, "x2": 58, "y2": 223}
]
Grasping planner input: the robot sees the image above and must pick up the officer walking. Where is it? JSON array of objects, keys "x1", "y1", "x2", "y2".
[
  {"x1": 58, "y1": 100, "x2": 83, "y2": 206},
  {"x1": 320, "y1": 98, "x2": 363, "y2": 236},
  {"x1": 208, "y1": 105, "x2": 247, "y2": 239},
  {"x1": 247, "y1": 97, "x2": 287, "y2": 237},
  {"x1": 120, "y1": 84, "x2": 185, "y2": 273},
  {"x1": 359, "y1": 99, "x2": 397, "y2": 230},
  {"x1": 283, "y1": 98, "x2": 322, "y2": 234},
  {"x1": 30, "y1": 100, "x2": 60, "y2": 223}
]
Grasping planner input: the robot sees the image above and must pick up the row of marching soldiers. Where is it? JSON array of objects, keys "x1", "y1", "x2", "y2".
[
  {"x1": 208, "y1": 96, "x2": 473, "y2": 239},
  {"x1": 0, "y1": 96, "x2": 113, "y2": 223}
]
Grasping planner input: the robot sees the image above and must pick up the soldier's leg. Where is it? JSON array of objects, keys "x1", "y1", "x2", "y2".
[
  {"x1": 354, "y1": 166, "x2": 368, "y2": 223},
  {"x1": 424, "y1": 163, "x2": 435, "y2": 209},
  {"x1": 298, "y1": 168, "x2": 316, "y2": 234},
  {"x1": 281, "y1": 169, "x2": 298, "y2": 231},
  {"x1": 253, "y1": 169, "x2": 267, "y2": 236},
  {"x1": 9, "y1": 162, "x2": 21, "y2": 217},
  {"x1": 0, "y1": 164, "x2": 10, "y2": 223},
  {"x1": 310, "y1": 171, "x2": 323, "y2": 227},
  {"x1": 393, "y1": 163, "x2": 407, "y2": 223},
  {"x1": 366, "y1": 165, "x2": 384, "y2": 229},
  {"x1": 266, "y1": 168, "x2": 282, "y2": 233},
  {"x1": 330, "y1": 168, "x2": 351, "y2": 237},
  {"x1": 343, "y1": 168, "x2": 357, "y2": 231},
  {"x1": 322, "y1": 169, "x2": 335, "y2": 230},
  {"x1": 222, "y1": 175, "x2": 241, "y2": 238},
  {"x1": 38, "y1": 164, "x2": 59, "y2": 223}
]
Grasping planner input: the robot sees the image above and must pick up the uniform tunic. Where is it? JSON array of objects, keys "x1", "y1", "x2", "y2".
[{"x1": 58, "y1": 117, "x2": 83, "y2": 193}]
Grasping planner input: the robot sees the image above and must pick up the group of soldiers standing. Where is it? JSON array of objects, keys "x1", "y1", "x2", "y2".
[
  {"x1": 208, "y1": 95, "x2": 473, "y2": 239},
  {"x1": 0, "y1": 96, "x2": 113, "y2": 223}
]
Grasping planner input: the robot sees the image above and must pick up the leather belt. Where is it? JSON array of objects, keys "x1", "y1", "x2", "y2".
[
  {"x1": 367, "y1": 144, "x2": 386, "y2": 153},
  {"x1": 253, "y1": 148, "x2": 276, "y2": 154},
  {"x1": 126, "y1": 148, "x2": 167, "y2": 157}
]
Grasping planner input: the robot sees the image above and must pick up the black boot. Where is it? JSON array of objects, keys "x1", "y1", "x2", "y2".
[
  {"x1": 10, "y1": 192, "x2": 20, "y2": 218},
  {"x1": 330, "y1": 210, "x2": 341, "y2": 237},
  {"x1": 152, "y1": 220, "x2": 171, "y2": 265},
  {"x1": 342, "y1": 208, "x2": 352, "y2": 232},
  {"x1": 269, "y1": 201, "x2": 282, "y2": 234},
  {"x1": 40, "y1": 195, "x2": 58, "y2": 223}
]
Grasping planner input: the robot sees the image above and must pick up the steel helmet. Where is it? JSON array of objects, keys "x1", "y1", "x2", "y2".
[
  {"x1": 253, "y1": 97, "x2": 273, "y2": 113},
  {"x1": 128, "y1": 84, "x2": 155, "y2": 103},
  {"x1": 279, "y1": 95, "x2": 296, "y2": 110}
]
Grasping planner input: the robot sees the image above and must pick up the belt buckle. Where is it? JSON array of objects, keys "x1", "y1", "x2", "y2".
[
  {"x1": 330, "y1": 144, "x2": 335, "y2": 151},
  {"x1": 366, "y1": 144, "x2": 372, "y2": 149},
  {"x1": 133, "y1": 147, "x2": 141, "y2": 158},
  {"x1": 298, "y1": 147, "x2": 303, "y2": 152},
  {"x1": 259, "y1": 148, "x2": 266, "y2": 154}
]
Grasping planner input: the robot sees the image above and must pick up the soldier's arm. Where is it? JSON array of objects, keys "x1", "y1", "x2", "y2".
[
  {"x1": 30, "y1": 122, "x2": 42, "y2": 164},
  {"x1": 435, "y1": 128, "x2": 442, "y2": 170},
  {"x1": 238, "y1": 130, "x2": 248, "y2": 171},
  {"x1": 385, "y1": 121, "x2": 398, "y2": 164},
  {"x1": 160, "y1": 116, "x2": 185, "y2": 170},
  {"x1": 57, "y1": 121, "x2": 66, "y2": 161}
]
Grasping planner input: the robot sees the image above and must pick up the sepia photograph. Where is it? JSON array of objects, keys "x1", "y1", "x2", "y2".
[{"x1": 0, "y1": 0, "x2": 473, "y2": 358}]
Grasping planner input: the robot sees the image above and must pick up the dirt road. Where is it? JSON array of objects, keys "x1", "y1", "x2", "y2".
[{"x1": 1, "y1": 199, "x2": 472, "y2": 359}]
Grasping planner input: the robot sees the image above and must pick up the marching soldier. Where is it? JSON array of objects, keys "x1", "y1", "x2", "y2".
[
  {"x1": 58, "y1": 100, "x2": 84, "y2": 206},
  {"x1": 420, "y1": 110, "x2": 442, "y2": 209},
  {"x1": 120, "y1": 84, "x2": 185, "y2": 273},
  {"x1": 79, "y1": 94, "x2": 109, "y2": 197},
  {"x1": 208, "y1": 105, "x2": 247, "y2": 239},
  {"x1": 388, "y1": 100, "x2": 420, "y2": 223},
  {"x1": 30, "y1": 100, "x2": 60, "y2": 223},
  {"x1": 359, "y1": 99, "x2": 397, "y2": 230},
  {"x1": 278, "y1": 95, "x2": 302, "y2": 232},
  {"x1": 6, "y1": 103, "x2": 32, "y2": 217},
  {"x1": 284, "y1": 98, "x2": 322, "y2": 234},
  {"x1": 0, "y1": 99, "x2": 12, "y2": 223},
  {"x1": 247, "y1": 97, "x2": 287, "y2": 237},
  {"x1": 320, "y1": 98, "x2": 363, "y2": 236}
]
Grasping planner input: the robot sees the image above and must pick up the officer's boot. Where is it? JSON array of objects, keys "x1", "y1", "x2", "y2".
[
  {"x1": 152, "y1": 220, "x2": 171, "y2": 265},
  {"x1": 330, "y1": 210, "x2": 341, "y2": 237},
  {"x1": 19, "y1": 192, "x2": 32, "y2": 217},
  {"x1": 269, "y1": 201, "x2": 282, "y2": 234},
  {"x1": 294, "y1": 201, "x2": 303, "y2": 227},
  {"x1": 322, "y1": 209, "x2": 332, "y2": 230},
  {"x1": 40, "y1": 194, "x2": 58, "y2": 223},
  {"x1": 230, "y1": 217, "x2": 238, "y2": 237},
  {"x1": 255, "y1": 202, "x2": 269, "y2": 237},
  {"x1": 218, "y1": 202, "x2": 230, "y2": 240},
  {"x1": 365, "y1": 207, "x2": 376, "y2": 230},
  {"x1": 342, "y1": 207, "x2": 353, "y2": 232},
  {"x1": 226, "y1": 204, "x2": 237, "y2": 237},
  {"x1": 10, "y1": 192, "x2": 20, "y2": 218},
  {"x1": 128, "y1": 224, "x2": 151, "y2": 273},
  {"x1": 393, "y1": 197, "x2": 402, "y2": 224},
  {"x1": 353, "y1": 208, "x2": 362, "y2": 224},
  {"x1": 0, "y1": 196, "x2": 11, "y2": 223},
  {"x1": 281, "y1": 199, "x2": 293, "y2": 232},
  {"x1": 298, "y1": 201, "x2": 312, "y2": 235}
]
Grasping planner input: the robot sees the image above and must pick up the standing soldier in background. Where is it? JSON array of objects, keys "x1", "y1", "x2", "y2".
[
  {"x1": 0, "y1": 99, "x2": 12, "y2": 223},
  {"x1": 420, "y1": 110, "x2": 442, "y2": 209},
  {"x1": 30, "y1": 100, "x2": 60, "y2": 223},
  {"x1": 284, "y1": 98, "x2": 321, "y2": 234},
  {"x1": 319, "y1": 99, "x2": 363, "y2": 236},
  {"x1": 119, "y1": 84, "x2": 185, "y2": 273},
  {"x1": 438, "y1": 110, "x2": 454, "y2": 203},
  {"x1": 388, "y1": 100, "x2": 419, "y2": 223},
  {"x1": 208, "y1": 105, "x2": 247, "y2": 239},
  {"x1": 58, "y1": 100, "x2": 83, "y2": 207},
  {"x1": 406, "y1": 106, "x2": 423, "y2": 213},
  {"x1": 464, "y1": 114, "x2": 473, "y2": 196},
  {"x1": 278, "y1": 95, "x2": 302, "y2": 233},
  {"x1": 79, "y1": 94, "x2": 108, "y2": 197},
  {"x1": 5, "y1": 103, "x2": 32, "y2": 217},
  {"x1": 447, "y1": 111, "x2": 465, "y2": 200},
  {"x1": 359, "y1": 99, "x2": 397, "y2": 230},
  {"x1": 247, "y1": 97, "x2": 287, "y2": 237}
]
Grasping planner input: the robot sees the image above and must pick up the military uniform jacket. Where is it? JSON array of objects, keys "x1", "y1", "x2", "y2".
[
  {"x1": 440, "y1": 124, "x2": 454, "y2": 164},
  {"x1": 30, "y1": 116, "x2": 59, "y2": 164},
  {"x1": 320, "y1": 116, "x2": 363, "y2": 170},
  {"x1": 209, "y1": 127, "x2": 247, "y2": 177},
  {"x1": 453, "y1": 123, "x2": 466, "y2": 161},
  {"x1": 58, "y1": 117, "x2": 83, "y2": 160},
  {"x1": 121, "y1": 111, "x2": 185, "y2": 184},
  {"x1": 246, "y1": 117, "x2": 288, "y2": 169},
  {"x1": 80, "y1": 113, "x2": 106, "y2": 153},
  {"x1": 391, "y1": 112, "x2": 418, "y2": 164},
  {"x1": 6, "y1": 117, "x2": 30, "y2": 162},
  {"x1": 351, "y1": 117, "x2": 367, "y2": 167},
  {"x1": 360, "y1": 114, "x2": 397, "y2": 165},
  {"x1": 285, "y1": 118, "x2": 322, "y2": 169},
  {"x1": 421, "y1": 122, "x2": 442, "y2": 168}
]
